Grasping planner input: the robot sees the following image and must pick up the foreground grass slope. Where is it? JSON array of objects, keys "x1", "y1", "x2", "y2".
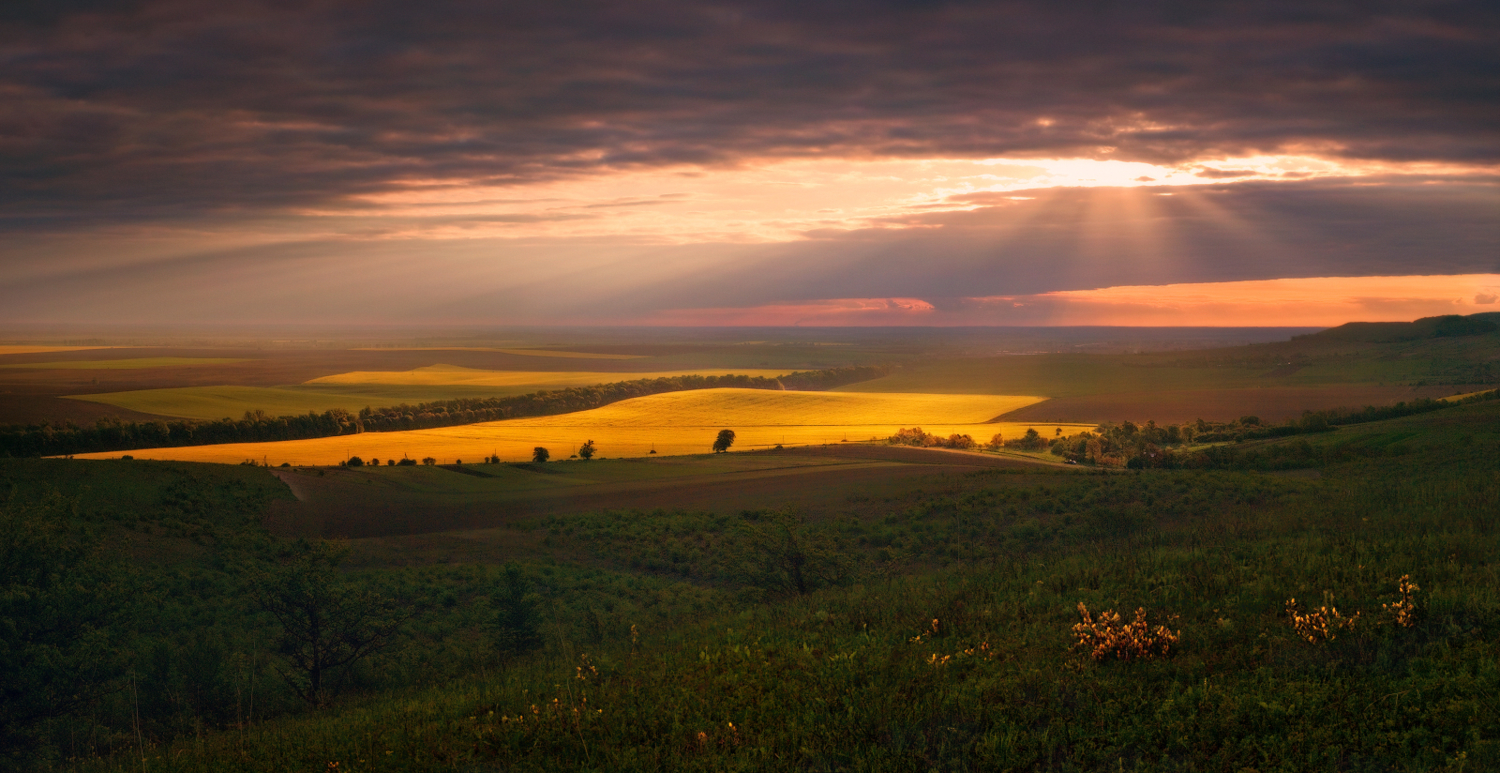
[{"x1": 11, "y1": 399, "x2": 1497, "y2": 771}]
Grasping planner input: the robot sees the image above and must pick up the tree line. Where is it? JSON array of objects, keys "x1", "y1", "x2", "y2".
[
  {"x1": 0, "y1": 366, "x2": 888, "y2": 458},
  {"x1": 1046, "y1": 389, "x2": 1499, "y2": 469},
  {"x1": 884, "y1": 389, "x2": 1499, "y2": 470},
  {"x1": 886, "y1": 426, "x2": 1053, "y2": 452}
]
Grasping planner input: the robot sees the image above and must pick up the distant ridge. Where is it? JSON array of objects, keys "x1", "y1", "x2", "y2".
[{"x1": 1297, "y1": 312, "x2": 1500, "y2": 343}]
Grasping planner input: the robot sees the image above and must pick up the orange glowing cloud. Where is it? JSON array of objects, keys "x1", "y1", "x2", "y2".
[
  {"x1": 1021, "y1": 274, "x2": 1500, "y2": 327},
  {"x1": 640, "y1": 274, "x2": 1500, "y2": 327}
]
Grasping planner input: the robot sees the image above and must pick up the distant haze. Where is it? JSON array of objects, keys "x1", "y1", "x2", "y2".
[{"x1": 0, "y1": 324, "x2": 1322, "y2": 356}]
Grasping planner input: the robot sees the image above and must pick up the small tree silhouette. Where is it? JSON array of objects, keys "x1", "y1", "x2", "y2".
[
  {"x1": 532, "y1": 447, "x2": 550, "y2": 463},
  {"x1": 250, "y1": 541, "x2": 411, "y2": 706},
  {"x1": 578, "y1": 440, "x2": 596, "y2": 460},
  {"x1": 490, "y1": 564, "x2": 543, "y2": 662},
  {"x1": 713, "y1": 429, "x2": 736, "y2": 453},
  {"x1": 731, "y1": 510, "x2": 851, "y2": 598}
]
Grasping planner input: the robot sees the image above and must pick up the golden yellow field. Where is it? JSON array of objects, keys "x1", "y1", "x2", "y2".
[
  {"x1": 307, "y1": 365, "x2": 789, "y2": 387},
  {"x1": 351, "y1": 347, "x2": 645, "y2": 360},
  {"x1": 0, "y1": 345, "x2": 119, "y2": 356},
  {"x1": 74, "y1": 388, "x2": 1080, "y2": 465},
  {"x1": 500, "y1": 389, "x2": 1040, "y2": 427},
  {"x1": 1441, "y1": 389, "x2": 1492, "y2": 402}
]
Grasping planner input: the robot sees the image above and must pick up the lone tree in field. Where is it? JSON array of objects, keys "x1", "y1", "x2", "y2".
[
  {"x1": 731, "y1": 509, "x2": 852, "y2": 598},
  {"x1": 490, "y1": 564, "x2": 543, "y2": 662},
  {"x1": 251, "y1": 540, "x2": 412, "y2": 707},
  {"x1": 532, "y1": 447, "x2": 550, "y2": 463},
  {"x1": 578, "y1": 440, "x2": 596, "y2": 460},
  {"x1": 713, "y1": 429, "x2": 736, "y2": 453}
]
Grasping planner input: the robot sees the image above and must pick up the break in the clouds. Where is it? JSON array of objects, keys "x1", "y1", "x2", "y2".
[
  {"x1": 643, "y1": 275, "x2": 1500, "y2": 328},
  {"x1": 6, "y1": 178, "x2": 1496, "y2": 326},
  {"x1": 0, "y1": 1, "x2": 1497, "y2": 324}
]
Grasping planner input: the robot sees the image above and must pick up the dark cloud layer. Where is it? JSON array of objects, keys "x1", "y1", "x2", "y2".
[
  {"x1": 5, "y1": 178, "x2": 1495, "y2": 324},
  {"x1": 2, "y1": 0, "x2": 1497, "y2": 229}
]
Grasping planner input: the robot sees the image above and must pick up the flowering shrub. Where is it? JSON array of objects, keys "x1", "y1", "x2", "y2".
[
  {"x1": 1286, "y1": 598, "x2": 1359, "y2": 643},
  {"x1": 1382, "y1": 575, "x2": 1420, "y2": 628},
  {"x1": 1072, "y1": 603, "x2": 1180, "y2": 662},
  {"x1": 1286, "y1": 577, "x2": 1420, "y2": 643}
]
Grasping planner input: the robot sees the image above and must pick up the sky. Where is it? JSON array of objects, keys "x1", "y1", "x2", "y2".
[{"x1": 1, "y1": 1, "x2": 1497, "y2": 327}]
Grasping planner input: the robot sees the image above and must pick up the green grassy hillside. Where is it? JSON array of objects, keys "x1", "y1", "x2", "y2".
[
  {"x1": 6, "y1": 401, "x2": 1499, "y2": 771},
  {"x1": 1303, "y1": 312, "x2": 1500, "y2": 343},
  {"x1": 842, "y1": 327, "x2": 1500, "y2": 399},
  {"x1": 68, "y1": 381, "x2": 744, "y2": 421},
  {"x1": 837, "y1": 322, "x2": 1499, "y2": 423},
  {"x1": 70, "y1": 369, "x2": 793, "y2": 421}
]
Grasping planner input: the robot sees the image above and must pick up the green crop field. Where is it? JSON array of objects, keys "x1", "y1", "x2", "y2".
[
  {"x1": 841, "y1": 329, "x2": 1500, "y2": 399},
  {"x1": 66, "y1": 369, "x2": 792, "y2": 420},
  {"x1": 307, "y1": 365, "x2": 791, "y2": 387},
  {"x1": 836, "y1": 353, "x2": 1430, "y2": 399},
  {"x1": 0, "y1": 345, "x2": 120, "y2": 356},
  {"x1": 63, "y1": 383, "x2": 689, "y2": 422},
  {"x1": 65, "y1": 385, "x2": 444, "y2": 420},
  {"x1": 353, "y1": 347, "x2": 649, "y2": 360},
  {"x1": 0, "y1": 357, "x2": 248, "y2": 370},
  {"x1": 837, "y1": 331, "x2": 1499, "y2": 422},
  {"x1": 834, "y1": 354, "x2": 1263, "y2": 397}
]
